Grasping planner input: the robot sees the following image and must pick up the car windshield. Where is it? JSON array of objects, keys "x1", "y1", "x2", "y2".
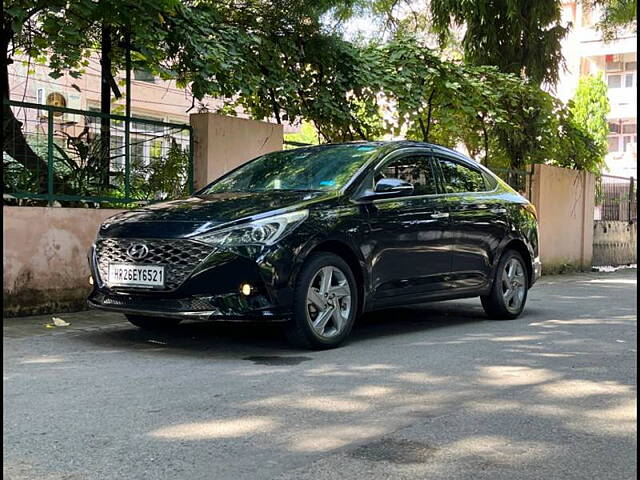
[{"x1": 198, "y1": 144, "x2": 382, "y2": 194}]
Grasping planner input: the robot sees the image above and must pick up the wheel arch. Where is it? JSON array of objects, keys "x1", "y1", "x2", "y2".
[{"x1": 297, "y1": 238, "x2": 368, "y2": 317}]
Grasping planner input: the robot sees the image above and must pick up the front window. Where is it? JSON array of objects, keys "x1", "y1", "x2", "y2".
[
  {"x1": 200, "y1": 144, "x2": 381, "y2": 194},
  {"x1": 376, "y1": 155, "x2": 439, "y2": 195}
]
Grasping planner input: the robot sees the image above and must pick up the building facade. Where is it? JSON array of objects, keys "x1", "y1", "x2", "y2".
[{"x1": 557, "y1": 1, "x2": 637, "y2": 178}]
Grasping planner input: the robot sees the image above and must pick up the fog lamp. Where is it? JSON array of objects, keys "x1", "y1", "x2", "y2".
[{"x1": 240, "y1": 283, "x2": 252, "y2": 296}]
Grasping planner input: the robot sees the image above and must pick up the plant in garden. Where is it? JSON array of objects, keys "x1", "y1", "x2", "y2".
[
  {"x1": 53, "y1": 128, "x2": 118, "y2": 198},
  {"x1": 135, "y1": 142, "x2": 190, "y2": 201}
]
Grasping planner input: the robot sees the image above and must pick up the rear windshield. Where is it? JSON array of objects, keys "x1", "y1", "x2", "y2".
[{"x1": 198, "y1": 144, "x2": 381, "y2": 194}]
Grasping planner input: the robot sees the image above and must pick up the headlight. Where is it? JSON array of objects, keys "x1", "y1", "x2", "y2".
[{"x1": 195, "y1": 210, "x2": 309, "y2": 246}]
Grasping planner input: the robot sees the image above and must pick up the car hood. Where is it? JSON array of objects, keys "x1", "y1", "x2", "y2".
[{"x1": 99, "y1": 190, "x2": 334, "y2": 238}]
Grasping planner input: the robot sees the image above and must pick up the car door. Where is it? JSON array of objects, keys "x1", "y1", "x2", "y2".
[
  {"x1": 363, "y1": 151, "x2": 453, "y2": 304},
  {"x1": 433, "y1": 156, "x2": 509, "y2": 290}
]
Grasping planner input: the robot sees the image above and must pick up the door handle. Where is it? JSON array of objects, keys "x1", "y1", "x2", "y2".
[
  {"x1": 490, "y1": 207, "x2": 507, "y2": 214},
  {"x1": 431, "y1": 212, "x2": 449, "y2": 219}
]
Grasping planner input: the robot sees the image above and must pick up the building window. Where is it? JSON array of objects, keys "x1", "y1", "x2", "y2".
[
  {"x1": 608, "y1": 121, "x2": 637, "y2": 153},
  {"x1": 133, "y1": 69, "x2": 155, "y2": 83},
  {"x1": 608, "y1": 75, "x2": 622, "y2": 88},
  {"x1": 608, "y1": 136, "x2": 620, "y2": 152},
  {"x1": 606, "y1": 58, "x2": 637, "y2": 90}
]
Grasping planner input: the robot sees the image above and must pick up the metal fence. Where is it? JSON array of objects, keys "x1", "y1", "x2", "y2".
[
  {"x1": 3, "y1": 100, "x2": 193, "y2": 207},
  {"x1": 491, "y1": 166, "x2": 533, "y2": 198},
  {"x1": 595, "y1": 174, "x2": 637, "y2": 222}
]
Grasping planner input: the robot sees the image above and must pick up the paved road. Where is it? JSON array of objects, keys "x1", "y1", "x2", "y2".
[{"x1": 3, "y1": 270, "x2": 637, "y2": 480}]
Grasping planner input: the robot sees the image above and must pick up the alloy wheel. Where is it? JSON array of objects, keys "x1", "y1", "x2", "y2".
[
  {"x1": 501, "y1": 257, "x2": 526, "y2": 314},
  {"x1": 306, "y1": 266, "x2": 352, "y2": 339}
]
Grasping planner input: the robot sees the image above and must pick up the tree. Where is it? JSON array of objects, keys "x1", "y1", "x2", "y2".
[
  {"x1": 429, "y1": 0, "x2": 569, "y2": 86},
  {"x1": 2, "y1": 0, "x2": 367, "y2": 190},
  {"x1": 589, "y1": 0, "x2": 638, "y2": 40},
  {"x1": 569, "y1": 74, "x2": 610, "y2": 157}
]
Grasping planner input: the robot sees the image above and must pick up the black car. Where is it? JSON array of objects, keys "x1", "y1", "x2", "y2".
[{"x1": 88, "y1": 141, "x2": 541, "y2": 349}]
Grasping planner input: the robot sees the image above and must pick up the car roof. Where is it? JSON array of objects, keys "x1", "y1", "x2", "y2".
[{"x1": 317, "y1": 140, "x2": 480, "y2": 166}]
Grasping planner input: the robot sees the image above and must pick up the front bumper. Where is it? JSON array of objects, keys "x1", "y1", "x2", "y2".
[
  {"x1": 87, "y1": 290, "x2": 289, "y2": 321},
  {"x1": 87, "y1": 240, "x2": 295, "y2": 321},
  {"x1": 531, "y1": 256, "x2": 542, "y2": 286}
]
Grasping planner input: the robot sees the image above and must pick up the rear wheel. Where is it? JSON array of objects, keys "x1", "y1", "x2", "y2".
[
  {"x1": 285, "y1": 253, "x2": 358, "y2": 350},
  {"x1": 481, "y1": 250, "x2": 528, "y2": 319},
  {"x1": 125, "y1": 314, "x2": 182, "y2": 331}
]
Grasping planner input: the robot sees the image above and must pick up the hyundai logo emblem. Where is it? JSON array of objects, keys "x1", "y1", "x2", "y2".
[{"x1": 127, "y1": 243, "x2": 149, "y2": 260}]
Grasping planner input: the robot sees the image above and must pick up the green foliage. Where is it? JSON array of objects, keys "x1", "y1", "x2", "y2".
[
  {"x1": 590, "y1": 0, "x2": 638, "y2": 41},
  {"x1": 284, "y1": 121, "x2": 321, "y2": 147},
  {"x1": 130, "y1": 142, "x2": 190, "y2": 201},
  {"x1": 369, "y1": 35, "x2": 607, "y2": 172},
  {"x1": 430, "y1": 0, "x2": 569, "y2": 86},
  {"x1": 3, "y1": 0, "x2": 608, "y2": 177},
  {"x1": 52, "y1": 129, "x2": 116, "y2": 197},
  {"x1": 569, "y1": 74, "x2": 610, "y2": 158}
]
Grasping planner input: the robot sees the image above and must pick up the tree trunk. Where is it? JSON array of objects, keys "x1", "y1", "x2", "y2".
[
  {"x1": 424, "y1": 88, "x2": 436, "y2": 142},
  {"x1": 1, "y1": 18, "x2": 49, "y2": 193},
  {"x1": 100, "y1": 23, "x2": 112, "y2": 188},
  {"x1": 479, "y1": 114, "x2": 489, "y2": 166}
]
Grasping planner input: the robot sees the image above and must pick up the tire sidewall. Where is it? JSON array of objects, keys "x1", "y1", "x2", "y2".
[{"x1": 292, "y1": 253, "x2": 358, "y2": 348}]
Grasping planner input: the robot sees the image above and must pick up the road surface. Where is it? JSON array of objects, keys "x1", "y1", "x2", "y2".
[{"x1": 3, "y1": 269, "x2": 637, "y2": 479}]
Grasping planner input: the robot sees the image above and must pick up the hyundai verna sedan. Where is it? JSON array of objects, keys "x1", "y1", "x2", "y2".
[{"x1": 88, "y1": 141, "x2": 541, "y2": 349}]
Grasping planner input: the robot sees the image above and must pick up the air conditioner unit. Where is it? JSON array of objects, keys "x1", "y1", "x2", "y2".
[{"x1": 36, "y1": 87, "x2": 82, "y2": 124}]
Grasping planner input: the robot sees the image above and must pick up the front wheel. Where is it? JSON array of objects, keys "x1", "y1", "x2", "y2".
[
  {"x1": 481, "y1": 250, "x2": 528, "y2": 319},
  {"x1": 285, "y1": 253, "x2": 358, "y2": 350},
  {"x1": 125, "y1": 314, "x2": 182, "y2": 331}
]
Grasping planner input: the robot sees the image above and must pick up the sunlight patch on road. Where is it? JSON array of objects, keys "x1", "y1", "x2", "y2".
[
  {"x1": 395, "y1": 372, "x2": 450, "y2": 385},
  {"x1": 246, "y1": 394, "x2": 369, "y2": 413},
  {"x1": 149, "y1": 416, "x2": 278, "y2": 440},
  {"x1": 489, "y1": 335, "x2": 543, "y2": 342},
  {"x1": 445, "y1": 435, "x2": 552, "y2": 464},
  {"x1": 290, "y1": 425, "x2": 387, "y2": 452},
  {"x1": 570, "y1": 399, "x2": 637, "y2": 436},
  {"x1": 350, "y1": 385, "x2": 395, "y2": 397},
  {"x1": 538, "y1": 380, "x2": 632, "y2": 399},
  {"x1": 478, "y1": 365, "x2": 558, "y2": 386},
  {"x1": 20, "y1": 356, "x2": 65, "y2": 364},
  {"x1": 529, "y1": 317, "x2": 635, "y2": 327},
  {"x1": 583, "y1": 278, "x2": 637, "y2": 285}
]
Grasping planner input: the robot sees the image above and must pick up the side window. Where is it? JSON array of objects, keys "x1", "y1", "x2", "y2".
[
  {"x1": 437, "y1": 159, "x2": 486, "y2": 193},
  {"x1": 482, "y1": 171, "x2": 498, "y2": 190},
  {"x1": 376, "y1": 155, "x2": 438, "y2": 196}
]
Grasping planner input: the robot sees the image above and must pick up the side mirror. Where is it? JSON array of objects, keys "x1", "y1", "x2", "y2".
[
  {"x1": 357, "y1": 178, "x2": 414, "y2": 202},
  {"x1": 374, "y1": 178, "x2": 414, "y2": 196}
]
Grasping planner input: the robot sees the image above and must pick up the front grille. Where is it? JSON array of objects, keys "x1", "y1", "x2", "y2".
[{"x1": 95, "y1": 238, "x2": 214, "y2": 290}]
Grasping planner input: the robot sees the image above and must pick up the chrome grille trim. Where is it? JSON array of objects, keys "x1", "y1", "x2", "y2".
[{"x1": 95, "y1": 238, "x2": 214, "y2": 291}]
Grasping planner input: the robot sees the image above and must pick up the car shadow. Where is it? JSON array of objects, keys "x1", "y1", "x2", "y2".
[{"x1": 75, "y1": 299, "x2": 497, "y2": 358}]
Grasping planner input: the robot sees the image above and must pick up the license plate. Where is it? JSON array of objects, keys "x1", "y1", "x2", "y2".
[{"x1": 107, "y1": 264, "x2": 165, "y2": 288}]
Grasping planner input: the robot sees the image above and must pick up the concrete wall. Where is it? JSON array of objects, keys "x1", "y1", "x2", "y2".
[
  {"x1": 592, "y1": 221, "x2": 637, "y2": 266},
  {"x1": 529, "y1": 164, "x2": 596, "y2": 273},
  {"x1": 3, "y1": 207, "x2": 123, "y2": 317},
  {"x1": 190, "y1": 113, "x2": 283, "y2": 190}
]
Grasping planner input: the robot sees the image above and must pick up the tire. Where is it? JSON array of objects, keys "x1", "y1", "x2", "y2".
[
  {"x1": 481, "y1": 249, "x2": 529, "y2": 320},
  {"x1": 125, "y1": 314, "x2": 182, "y2": 331},
  {"x1": 285, "y1": 252, "x2": 359, "y2": 350}
]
